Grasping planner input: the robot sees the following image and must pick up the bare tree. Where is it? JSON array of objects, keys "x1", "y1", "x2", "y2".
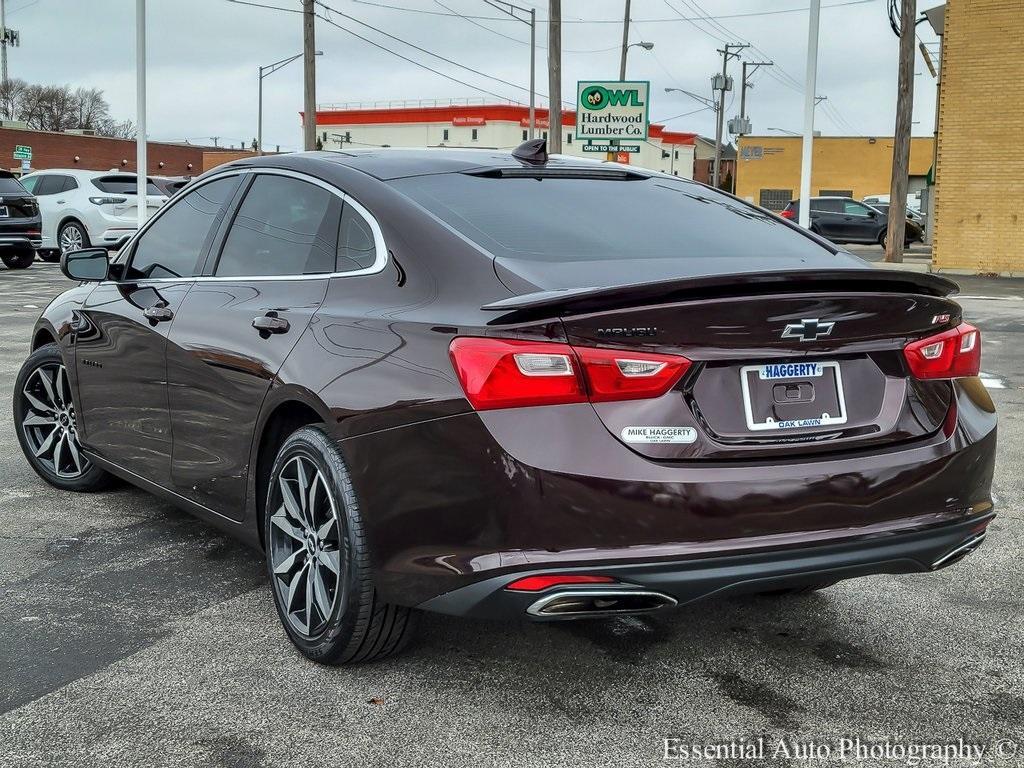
[{"x1": 0, "y1": 81, "x2": 130, "y2": 134}]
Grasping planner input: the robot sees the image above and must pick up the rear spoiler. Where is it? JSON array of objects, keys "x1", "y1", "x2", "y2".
[{"x1": 481, "y1": 269, "x2": 959, "y2": 322}]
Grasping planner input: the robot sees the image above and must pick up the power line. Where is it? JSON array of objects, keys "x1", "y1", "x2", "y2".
[
  {"x1": 432, "y1": 0, "x2": 620, "y2": 53},
  {"x1": 314, "y1": 11, "x2": 523, "y2": 102},
  {"x1": 315, "y1": 0, "x2": 534, "y2": 95}
]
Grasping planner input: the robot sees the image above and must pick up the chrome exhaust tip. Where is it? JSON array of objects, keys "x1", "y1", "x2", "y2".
[
  {"x1": 526, "y1": 589, "x2": 677, "y2": 618},
  {"x1": 932, "y1": 533, "x2": 987, "y2": 570}
]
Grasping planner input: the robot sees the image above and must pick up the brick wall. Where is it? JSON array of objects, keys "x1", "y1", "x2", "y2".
[
  {"x1": 0, "y1": 127, "x2": 215, "y2": 175},
  {"x1": 934, "y1": 1, "x2": 1023, "y2": 275}
]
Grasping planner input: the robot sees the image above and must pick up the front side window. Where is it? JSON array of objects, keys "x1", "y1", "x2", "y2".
[
  {"x1": 19, "y1": 175, "x2": 38, "y2": 193},
  {"x1": 843, "y1": 200, "x2": 873, "y2": 216},
  {"x1": 32, "y1": 176, "x2": 61, "y2": 196},
  {"x1": 215, "y1": 174, "x2": 340, "y2": 277},
  {"x1": 125, "y1": 175, "x2": 238, "y2": 280}
]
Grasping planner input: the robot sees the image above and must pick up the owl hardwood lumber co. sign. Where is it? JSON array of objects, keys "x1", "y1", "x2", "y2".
[{"x1": 575, "y1": 81, "x2": 651, "y2": 141}]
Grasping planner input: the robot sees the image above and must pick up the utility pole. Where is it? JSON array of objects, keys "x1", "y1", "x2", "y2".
[
  {"x1": 798, "y1": 0, "x2": 821, "y2": 230},
  {"x1": 302, "y1": 0, "x2": 317, "y2": 152},
  {"x1": 738, "y1": 61, "x2": 772, "y2": 124},
  {"x1": 135, "y1": 0, "x2": 147, "y2": 229},
  {"x1": 885, "y1": 0, "x2": 916, "y2": 263},
  {"x1": 618, "y1": 0, "x2": 631, "y2": 81},
  {"x1": 713, "y1": 43, "x2": 747, "y2": 188},
  {"x1": 1, "y1": 0, "x2": 7, "y2": 85},
  {"x1": 547, "y1": 0, "x2": 561, "y2": 153}
]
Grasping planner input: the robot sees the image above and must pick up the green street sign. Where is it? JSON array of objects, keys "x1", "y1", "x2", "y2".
[
  {"x1": 575, "y1": 80, "x2": 650, "y2": 141},
  {"x1": 13, "y1": 144, "x2": 31, "y2": 160}
]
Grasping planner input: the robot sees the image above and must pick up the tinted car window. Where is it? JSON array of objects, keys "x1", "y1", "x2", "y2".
[
  {"x1": 0, "y1": 175, "x2": 29, "y2": 194},
  {"x1": 336, "y1": 204, "x2": 377, "y2": 272},
  {"x1": 93, "y1": 176, "x2": 162, "y2": 195},
  {"x1": 810, "y1": 198, "x2": 843, "y2": 213},
  {"x1": 393, "y1": 174, "x2": 828, "y2": 263},
  {"x1": 19, "y1": 175, "x2": 38, "y2": 193},
  {"x1": 33, "y1": 176, "x2": 63, "y2": 196},
  {"x1": 843, "y1": 200, "x2": 873, "y2": 216},
  {"x1": 125, "y1": 176, "x2": 238, "y2": 280},
  {"x1": 60, "y1": 176, "x2": 79, "y2": 192},
  {"x1": 215, "y1": 175, "x2": 340, "y2": 277}
]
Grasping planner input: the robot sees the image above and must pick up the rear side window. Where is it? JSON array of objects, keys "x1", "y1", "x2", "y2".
[
  {"x1": 125, "y1": 176, "x2": 238, "y2": 280},
  {"x1": 393, "y1": 173, "x2": 828, "y2": 263},
  {"x1": 336, "y1": 204, "x2": 377, "y2": 272},
  {"x1": 0, "y1": 175, "x2": 28, "y2": 194},
  {"x1": 811, "y1": 199, "x2": 843, "y2": 213},
  {"x1": 215, "y1": 174, "x2": 340, "y2": 277},
  {"x1": 92, "y1": 176, "x2": 161, "y2": 195}
]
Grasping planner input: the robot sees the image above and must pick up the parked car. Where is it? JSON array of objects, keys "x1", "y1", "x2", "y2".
[
  {"x1": 152, "y1": 175, "x2": 192, "y2": 197},
  {"x1": 0, "y1": 170, "x2": 42, "y2": 270},
  {"x1": 19, "y1": 169, "x2": 167, "y2": 261},
  {"x1": 871, "y1": 201, "x2": 927, "y2": 227},
  {"x1": 863, "y1": 192, "x2": 922, "y2": 209},
  {"x1": 781, "y1": 196, "x2": 924, "y2": 246},
  {"x1": 15, "y1": 144, "x2": 996, "y2": 664}
]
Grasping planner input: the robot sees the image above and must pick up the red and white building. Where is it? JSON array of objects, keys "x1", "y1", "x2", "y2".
[{"x1": 310, "y1": 101, "x2": 696, "y2": 177}]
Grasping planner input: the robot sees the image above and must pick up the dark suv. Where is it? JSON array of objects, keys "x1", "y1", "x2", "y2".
[
  {"x1": 0, "y1": 170, "x2": 41, "y2": 269},
  {"x1": 781, "y1": 196, "x2": 923, "y2": 246}
]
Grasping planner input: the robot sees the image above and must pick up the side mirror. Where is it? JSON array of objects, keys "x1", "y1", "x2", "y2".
[
  {"x1": 61, "y1": 248, "x2": 110, "y2": 282},
  {"x1": 867, "y1": 210, "x2": 877, "y2": 218}
]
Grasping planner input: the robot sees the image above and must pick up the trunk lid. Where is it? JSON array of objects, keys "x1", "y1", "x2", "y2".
[{"x1": 485, "y1": 271, "x2": 961, "y2": 461}]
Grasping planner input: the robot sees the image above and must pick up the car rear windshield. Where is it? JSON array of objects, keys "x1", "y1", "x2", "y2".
[
  {"x1": 92, "y1": 176, "x2": 162, "y2": 195},
  {"x1": 0, "y1": 175, "x2": 29, "y2": 194},
  {"x1": 391, "y1": 172, "x2": 830, "y2": 262}
]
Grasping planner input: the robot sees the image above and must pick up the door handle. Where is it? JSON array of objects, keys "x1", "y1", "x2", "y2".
[
  {"x1": 252, "y1": 313, "x2": 290, "y2": 337},
  {"x1": 143, "y1": 305, "x2": 174, "y2": 323},
  {"x1": 56, "y1": 199, "x2": 66, "y2": 204}
]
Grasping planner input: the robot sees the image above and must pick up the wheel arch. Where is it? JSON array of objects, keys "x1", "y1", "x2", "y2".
[
  {"x1": 31, "y1": 324, "x2": 57, "y2": 351},
  {"x1": 250, "y1": 392, "x2": 332, "y2": 549},
  {"x1": 56, "y1": 215, "x2": 90, "y2": 245}
]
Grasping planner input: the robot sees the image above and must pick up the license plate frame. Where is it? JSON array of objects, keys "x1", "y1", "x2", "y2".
[{"x1": 739, "y1": 360, "x2": 848, "y2": 431}]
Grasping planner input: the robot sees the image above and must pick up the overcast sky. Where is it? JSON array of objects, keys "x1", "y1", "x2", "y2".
[{"x1": 6, "y1": 0, "x2": 943, "y2": 151}]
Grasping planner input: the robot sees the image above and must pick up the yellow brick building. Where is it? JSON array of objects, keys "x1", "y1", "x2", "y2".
[
  {"x1": 734, "y1": 136, "x2": 935, "y2": 211},
  {"x1": 934, "y1": 1, "x2": 1023, "y2": 275}
]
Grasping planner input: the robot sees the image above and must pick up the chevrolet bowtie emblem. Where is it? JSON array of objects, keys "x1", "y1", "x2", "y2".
[{"x1": 781, "y1": 318, "x2": 835, "y2": 342}]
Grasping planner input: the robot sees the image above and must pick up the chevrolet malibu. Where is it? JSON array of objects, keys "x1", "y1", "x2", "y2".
[{"x1": 14, "y1": 143, "x2": 997, "y2": 664}]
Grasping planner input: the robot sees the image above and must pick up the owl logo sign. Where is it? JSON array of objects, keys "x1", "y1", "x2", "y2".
[{"x1": 576, "y1": 81, "x2": 650, "y2": 141}]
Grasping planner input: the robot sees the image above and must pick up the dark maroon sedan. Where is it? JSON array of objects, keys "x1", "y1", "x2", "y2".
[{"x1": 14, "y1": 143, "x2": 996, "y2": 664}]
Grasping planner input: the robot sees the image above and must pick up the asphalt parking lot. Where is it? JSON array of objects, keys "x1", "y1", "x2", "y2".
[{"x1": 1, "y1": 261, "x2": 1022, "y2": 768}]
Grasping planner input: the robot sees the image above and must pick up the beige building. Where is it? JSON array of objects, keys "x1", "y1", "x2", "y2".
[
  {"x1": 933, "y1": 1, "x2": 1023, "y2": 275},
  {"x1": 735, "y1": 135, "x2": 934, "y2": 210}
]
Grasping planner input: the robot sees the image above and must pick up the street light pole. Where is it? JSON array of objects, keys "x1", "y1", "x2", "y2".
[
  {"x1": 619, "y1": 0, "x2": 630, "y2": 81},
  {"x1": 258, "y1": 51, "x2": 321, "y2": 157},
  {"x1": 798, "y1": 0, "x2": 821, "y2": 230},
  {"x1": 135, "y1": 0, "x2": 147, "y2": 230},
  {"x1": 485, "y1": 1, "x2": 537, "y2": 138}
]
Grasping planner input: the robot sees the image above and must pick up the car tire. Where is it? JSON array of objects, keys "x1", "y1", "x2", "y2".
[
  {"x1": 1, "y1": 250, "x2": 35, "y2": 269},
  {"x1": 38, "y1": 249, "x2": 62, "y2": 263},
  {"x1": 13, "y1": 343, "x2": 114, "y2": 492},
  {"x1": 58, "y1": 220, "x2": 90, "y2": 254},
  {"x1": 264, "y1": 425, "x2": 417, "y2": 664}
]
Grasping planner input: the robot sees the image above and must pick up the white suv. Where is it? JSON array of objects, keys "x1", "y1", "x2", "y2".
[{"x1": 19, "y1": 169, "x2": 167, "y2": 261}]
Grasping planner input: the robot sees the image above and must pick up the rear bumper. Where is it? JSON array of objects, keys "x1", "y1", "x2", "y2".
[
  {"x1": 342, "y1": 379, "x2": 996, "y2": 610},
  {"x1": 0, "y1": 234, "x2": 41, "y2": 249},
  {"x1": 416, "y1": 512, "x2": 994, "y2": 619}
]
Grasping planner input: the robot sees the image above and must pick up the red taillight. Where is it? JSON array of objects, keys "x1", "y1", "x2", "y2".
[
  {"x1": 574, "y1": 347, "x2": 691, "y2": 403},
  {"x1": 904, "y1": 322, "x2": 981, "y2": 379},
  {"x1": 780, "y1": 209, "x2": 795, "y2": 219},
  {"x1": 505, "y1": 574, "x2": 615, "y2": 592},
  {"x1": 448, "y1": 337, "x2": 691, "y2": 411}
]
